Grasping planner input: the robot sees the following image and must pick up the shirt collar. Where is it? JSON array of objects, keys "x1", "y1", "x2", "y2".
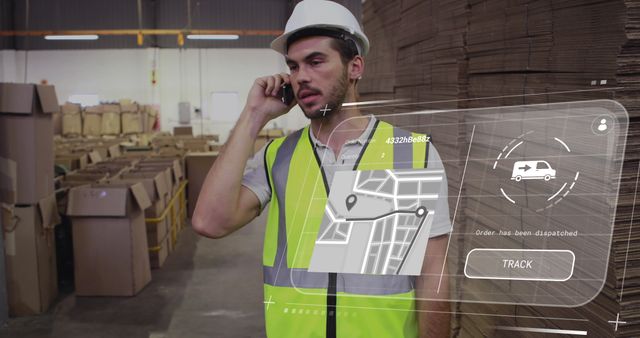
[{"x1": 309, "y1": 114, "x2": 377, "y2": 149}]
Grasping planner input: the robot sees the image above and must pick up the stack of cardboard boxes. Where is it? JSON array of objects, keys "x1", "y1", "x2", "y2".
[
  {"x1": 0, "y1": 83, "x2": 262, "y2": 313},
  {"x1": 58, "y1": 155, "x2": 186, "y2": 295},
  {"x1": 54, "y1": 101, "x2": 159, "y2": 138},
  {"x1": 0, "y1": 83, "x2": 61, "y2": 316}
]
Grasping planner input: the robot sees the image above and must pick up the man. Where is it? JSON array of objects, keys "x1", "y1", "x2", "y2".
[{"x1": 192, "y1": 1, "x2": 451, "y2": 337}]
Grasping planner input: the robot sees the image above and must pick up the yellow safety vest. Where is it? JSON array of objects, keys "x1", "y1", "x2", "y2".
[{"x1": 262, "y1": 120, "x2": 430, "y2": 337}]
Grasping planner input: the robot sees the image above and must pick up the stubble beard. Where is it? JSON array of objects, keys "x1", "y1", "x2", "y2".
[{"x1": 302, "y1": 67, "x2": 349, "y2": 120}]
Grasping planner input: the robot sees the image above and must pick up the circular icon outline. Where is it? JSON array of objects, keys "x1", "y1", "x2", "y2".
[{"x1": 493, "y1": 131, "x2": 580, "y2": 212}]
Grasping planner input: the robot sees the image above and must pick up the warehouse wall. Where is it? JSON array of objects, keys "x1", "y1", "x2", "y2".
[{"x1": 0, "y1": 48, "x2": 309, "y2": 141}]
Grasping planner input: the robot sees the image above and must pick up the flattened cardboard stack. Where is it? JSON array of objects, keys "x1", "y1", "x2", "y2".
[
  {"x1": 611, "y1": 1, "x2": 640, "y2": 336},
  {"x1": 0, "y1": 83, "x2": 60, "y2": 316},
  {"x1": 362, "y1": 3, "x2": 470, "y2": 333},
  {"x1": 361, "y1": 1, "x2": 640, "y2": 336},
  {"x1": 466, "y1": 0, "x2": 624, "y2": 106},
  {"x1": 358, "y1": 0, "x2": 401, "y2": 100}
]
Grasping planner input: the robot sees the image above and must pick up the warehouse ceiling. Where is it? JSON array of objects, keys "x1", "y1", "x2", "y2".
[{"x1": 0, "y1": 0, "x2": 362, "y2": 50}]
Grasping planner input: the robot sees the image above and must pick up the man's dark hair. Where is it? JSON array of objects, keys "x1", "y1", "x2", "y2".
[
  {"x1": 329, "y1": 37, "x2": 359, "y2": 65},
  {"x1": 287, "y1": 27, "x2": 360, "y2": 65}
]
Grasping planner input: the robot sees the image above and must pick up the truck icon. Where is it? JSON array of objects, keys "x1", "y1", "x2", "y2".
[{"x1": 511, "y1": 160, "x2": 556, "y2": 182}]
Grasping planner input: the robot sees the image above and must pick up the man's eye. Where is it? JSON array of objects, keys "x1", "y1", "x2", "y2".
[
  {"x1": 310, "y1": 60, "x2": 322, "y2": 66},
  {"x1": 288, "y1": 65, "x2": 298, "y2": 72}
]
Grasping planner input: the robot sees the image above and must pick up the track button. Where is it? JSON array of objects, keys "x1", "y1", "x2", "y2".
[{"x1": 464, "y1": 249, "x2": 575, "y2": 281}]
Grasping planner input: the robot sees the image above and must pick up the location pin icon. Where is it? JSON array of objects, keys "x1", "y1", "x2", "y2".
[{"x1": 346, "y1": 194, "x2": 357, "y2": 211}]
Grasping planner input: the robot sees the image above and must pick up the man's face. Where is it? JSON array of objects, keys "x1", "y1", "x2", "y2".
[{"x1": 285, "y1": 36, "x2": 350, "y2": 119}]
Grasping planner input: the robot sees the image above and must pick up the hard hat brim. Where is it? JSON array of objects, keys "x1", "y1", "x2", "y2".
[{"x1": 271, "y1": 24, "x2": 368, "y2": 56}]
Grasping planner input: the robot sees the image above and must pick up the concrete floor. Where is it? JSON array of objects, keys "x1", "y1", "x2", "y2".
[{"x1": 0, "y1": 213, "x2": 268, "y2": 338}]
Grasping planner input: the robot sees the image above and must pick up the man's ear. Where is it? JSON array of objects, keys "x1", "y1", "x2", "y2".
[{"x1": 348, "y1": 55, "x2": 364, "y2": 81}]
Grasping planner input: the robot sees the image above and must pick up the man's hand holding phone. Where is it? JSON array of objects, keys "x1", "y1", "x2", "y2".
[{"x1": 244, "y1": 73, "x2": 297, "y2": 133}]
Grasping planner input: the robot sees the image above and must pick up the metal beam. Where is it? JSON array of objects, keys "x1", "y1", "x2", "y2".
[{"x1": 0, "y1": 29, "x2": 283, "y2": 37}]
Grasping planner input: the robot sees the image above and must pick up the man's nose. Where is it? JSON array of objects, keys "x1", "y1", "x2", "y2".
[{"x1": 295, "y1": 66, "x2": 311, "y2": 85}]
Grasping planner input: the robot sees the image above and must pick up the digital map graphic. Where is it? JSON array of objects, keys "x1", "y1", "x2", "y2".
[{"x1": 308, "y1": 169, "x2": 443, "y2": 276}]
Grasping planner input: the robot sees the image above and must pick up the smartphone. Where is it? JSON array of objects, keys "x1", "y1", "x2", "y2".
[{"x1": 278, "y1": 83, "x2": 295, "y2": 106}]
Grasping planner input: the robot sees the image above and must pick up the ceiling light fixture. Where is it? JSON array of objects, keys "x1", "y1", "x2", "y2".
[
  {"x1": 186, "y1": 34, "x2": 239, "y2": 40},
  {"x1": 44, "y1": 34, "x2": 99, "y2": 41}
]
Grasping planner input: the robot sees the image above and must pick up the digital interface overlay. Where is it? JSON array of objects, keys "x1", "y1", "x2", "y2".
[{"x1": 291, "y1": 100, "x2": 629, "y2": 308}]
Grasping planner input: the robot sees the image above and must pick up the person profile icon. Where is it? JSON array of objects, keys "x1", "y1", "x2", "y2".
[{"x1": 598, "y1": 119, "x2": 608, "y2": 132}]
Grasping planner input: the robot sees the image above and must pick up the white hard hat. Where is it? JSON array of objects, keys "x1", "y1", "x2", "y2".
[{"x1": 271, "y1": 0, "x2": 370, "y2": 57}]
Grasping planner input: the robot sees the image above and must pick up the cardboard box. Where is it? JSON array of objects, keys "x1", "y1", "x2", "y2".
[
  {"x1": 267, "y1": 129, "x2": 284, "y2": 138},
  {"x1": 0, "y1": 157, "x2": 17, "y2": 204},
  {"x1": 83, "y1": 106, "x2": 102, "y2": 137},
  {"x1": 61, "y1": 102, "x2": 80, "y2": 114},
  {"x1": 152, "y1": 136, "x2": 178, "y2": 148},
  {"x1": 52, "y1": 111, "x2": 62, "y2": 135},
  {"x1": 55, "y1": 153, "x2": 89, "y2": 171},
  {"x1": 142, "y1": 105, "x2": 159, "y2": 132},
  {"x1": 88, "y1": 150, "x2": 103, "y2": 164},
  {"x1": 139, "y1": 159, "x2": 183, "y2": 188},
  {"x1": 131, "y1": 164, "x2": 183, "y2": 247},
  {"x1": 79, "y1": 164, "x2": 129, "y2": 177},
  {"x1": 61, "y1": 103, "x2": 82, "y2": 136},
  {"x1": 66, "y1": 182, "x2": 152, "y2": 296},
  {"x1": 62, "y1": 172, "x2": 108, "y2": 185},
  {"x1": 100, "y1": 157, "x2": 138, "y2": 168},
  {"x1": 116, "y1": 171, "x2": 171, "y2": 269},
  {"x1": 173, "y1": 126, "x2": 193, "y2": 136},
  {"x1": 121, "y1": 103, "x2": 141, "y2": 135},
  {"x1": 93, "y1": 146, "x2": 110, "y2": 161},
  {"x1": 0, "y1": 83, "x2": 57, "y2": 204},
  {"x1": 119, "y1": 102, "x2": 137, "y2": 112},
  {"x1": 149, "y1": 236, "x2": 169, "y2": 268},
  {"x1": 157, "y1": 147, "x2": 186, "y2": 157},
  {"x1": 3, "y1": 194, "x2": 60, "y2": 316},
  {"x1": 108, "y1": 144, "x2": 121, "y2": 158},
  {"x1": 0, "y1": 204, "x2": 8, "y2": 324},
  {"x1": 209, "y1": 143, "x2": 222, "y2": 152},
  {"x1": 254, "y1": 137, "x2": 269, "y2": 154},
  {"x1": 133, "y1": 166, "x2": 174, "y2": 197},
  {"x1": 185, "y1": 152, "x2": 218, "y2": 218},
  {"x1": 181, "y1": 140, "x2": 209, "y2": 152},
  {"x1": 121, "y1": 112, "x2": 142, "y2": 134},
  {"x1": 101, "y1": 104, "x2": 121, "y2": 136},
  {"x1": 198, "y1": 134, "x2": 219, "y2": 142}
]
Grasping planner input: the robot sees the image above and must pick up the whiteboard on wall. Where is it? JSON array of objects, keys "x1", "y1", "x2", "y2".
[{"x1": 209, "y1": 91, "x2": 240, "y2": 122}]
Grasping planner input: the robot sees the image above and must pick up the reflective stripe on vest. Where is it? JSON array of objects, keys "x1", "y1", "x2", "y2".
[{"x1": 262, "y1": 120, "x2": 429, "y2": 337}]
